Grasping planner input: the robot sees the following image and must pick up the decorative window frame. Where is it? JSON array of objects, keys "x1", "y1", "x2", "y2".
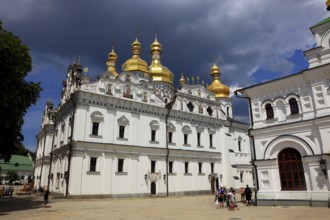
[
  {"x1": 90, "y1": 111, "x2": 104, "y2": 137},
  {"x1": 149, "y1": 120, "x2": 160, "y2": 143},
  {"x1": 168, "y1": 123, "x2": 176, "y2": 145},
  {"x1": 182, "y1": 125, "x2": 192, "y2": 146},
  {"x1": 117, "y1": 115, "x2": 129, "y2": 140},
  {"x1": 287, "y1": 97, "x2": 300, "y2": 115},
  {"x1": 262, "y1": 101, "x2": 275, "y2": 120},
  {"x1": 196, "y1": 125, "x2": 204, "y2": 148},
  {"x1": 86, "y1": 156, "x2": 101, "y2": 175},
  {"x1": 115, "y1": 157, "x2": 128, "y2": 175}
]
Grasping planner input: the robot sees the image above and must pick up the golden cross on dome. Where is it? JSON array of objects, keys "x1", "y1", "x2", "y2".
[
  {"x1": 134, "y1": 27, "x2": 140, "y2": 39},
  {"x1": 112, "y1": 40, "x2": 115, "y2": 50},
  {"x1": 212, "y1": 53, "x2": 217, "y2": 64},
  {"x1": 154, "y1": 26, "x2": 158, "y2": 39}
]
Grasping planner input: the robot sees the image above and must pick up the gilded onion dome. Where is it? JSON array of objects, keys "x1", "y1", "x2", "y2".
[
  {"x1": 179, "y1": 73, "x2": 186, "y2": 86},
  {"x1": 106, "y1": 46, "x2": 118, "y2": 77},
  {"x1": 122, "y1": 37, "x2": 149, "y2": 73},
  {"x1": 327, "y1": 0, "x2": 330, "y2": 10},
  {"x1": 207, "y1": 63, "x2": 230, "y2": 98},
  {"x1": 148, "y1": 36, "x2": 174, "y2": 83}
]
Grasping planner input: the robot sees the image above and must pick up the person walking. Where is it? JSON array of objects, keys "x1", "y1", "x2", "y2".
[
  {"x1": 240, "y1": 187, "x2": 245, "y2": 202},
  {"x1": 244, "y1": 185, "x2": 252, "y2": 206},
  {"x1": 43, "y1": 187, "x2": 49, "y2": 208}
]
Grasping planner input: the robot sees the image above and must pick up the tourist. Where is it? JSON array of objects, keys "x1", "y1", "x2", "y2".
[
  {"x1": 217, "y1": 187, "x2": 225, "y2": 208},
  {"x1": 245, "y1": 185, "x2": 252, "y2": 206},
  {"x1": 43, "y1": 187, "x2": 49, "y2": 208},
  {"x1": 228, "y1": 190, "x2": 239, "y2": 211},
  {"x1": 240, "y1": 187, "x2": 245, "y2": 202}
]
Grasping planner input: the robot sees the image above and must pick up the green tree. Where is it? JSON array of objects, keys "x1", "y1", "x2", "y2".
[
  {"x1": 0, "y1": 21, "x2": 42, "y2": 162},
  {"x1": 6, "y1": 170, "x2": 18, "y2": 184}
]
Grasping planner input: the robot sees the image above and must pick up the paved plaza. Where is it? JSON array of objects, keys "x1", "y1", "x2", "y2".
[{"x1": 0, "y1": 194, "x2": 329, "y2": 220}]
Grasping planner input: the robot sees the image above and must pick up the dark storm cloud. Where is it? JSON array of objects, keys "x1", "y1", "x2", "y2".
[{"x1": 1, "y1": 0, "x2": 326, "y2": 86}]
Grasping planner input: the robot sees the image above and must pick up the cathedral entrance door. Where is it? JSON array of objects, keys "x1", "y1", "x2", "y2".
[
  {"x1": 210, "y1": 176, "x2": 215, "y2": 194},
  {"x1": 151, "y1": 182, "x2": 156, "y2": 195}
]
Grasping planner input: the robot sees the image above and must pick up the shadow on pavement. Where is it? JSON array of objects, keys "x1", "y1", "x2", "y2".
[{"x1": 0, "y1": 196, "x2": 44, "y2": 217}]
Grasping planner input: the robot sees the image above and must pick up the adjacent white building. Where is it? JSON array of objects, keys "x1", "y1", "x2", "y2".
[
  {"x1": 236, "y1": 16, "x2": 330, "y2": 207},
  {"x1": 34, "y1": 37, "x2": 253, "y2": 198}
]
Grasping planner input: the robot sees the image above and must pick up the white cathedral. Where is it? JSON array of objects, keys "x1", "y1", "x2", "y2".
[{"x1": 34, "y1": 36, "x2": 253, "y2": 198}]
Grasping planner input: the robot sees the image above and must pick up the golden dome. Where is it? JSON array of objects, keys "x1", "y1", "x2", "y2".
[
  {"x1": 327, "y1": 0, "x2": 330, "y2": 10},
  {"x1": 106, "y1": 47, "x2": 118, "y2": 77},
  {"x1": 207, "y1": 63, "x2": 230, "y2": 98},
  {"x1": 179, "y1": 73, "x2": 186, "y2": 85},
  {"x1": 122, "y1": 37, "x2": 149, "y2": 73},
  {"x1": 148, "y1": 36, "x2": 174, "y2": 83}
]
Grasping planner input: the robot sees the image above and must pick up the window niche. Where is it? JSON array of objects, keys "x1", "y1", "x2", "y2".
[
  {"x1": 289, "y1": 98, "x2": 299, "y2": 115},
  {"x1": 87, "y1": 157, "x2": 100, "y2": 175},
  {"x1": 207, "y1": 106, "x2": 213, "y2": 116},
  {"x1": 187, "y1": 102, "x2": 194, "y2": 112},
  {"x1": 150, "y1": 120, "x2": 160, "y2": 143},
  {"x1": 208, "y1": 128, "x2": 216, "y2": 148},
  {"x1": 265, "y1": 103, "x2": 274, "y2": 119},
  {"x1": 116, "y1": 158, "x2": 127, "y2": 175},
  {"x1": 117, "y1": 115, "x2": 129, "y2": 140},
  {"x1": 168, "y1": 123, "x2": 176, "y2": 144},
  {"x1": 182, "y1": 125, "x2": 192, "y2": 146},
  {"x1": 196, "y1": 125, "x2": 204, "y2": 148},
  {"x1": 90, "y1": 111, "x2": 104, "y2": 137}
]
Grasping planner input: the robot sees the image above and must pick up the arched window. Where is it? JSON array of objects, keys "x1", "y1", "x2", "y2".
[
  {"x1": 289, "y1": 98, "x2": 299, "y2": 115},
  {"x1": 278, "y1": 148, "x2": 306, "y2": 191},
  {"x1": 265, "y1": 103, "x2": 274, "y2": 119}
]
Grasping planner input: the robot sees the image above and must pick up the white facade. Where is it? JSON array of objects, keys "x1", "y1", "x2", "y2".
[
  {"x1": 237, "y1": 17, "x2": 330, "y2": 207},
  {"x1": 34, "y1": 39, "x2": 253, "y2": 198}
]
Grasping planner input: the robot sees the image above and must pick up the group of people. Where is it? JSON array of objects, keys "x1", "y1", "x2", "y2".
[
  {"x1": 1, "y1": 186, "x2": 14, "y2": 197},
  {"x1": 215, "y1": 185, "x2": 254, "y2": 211}
]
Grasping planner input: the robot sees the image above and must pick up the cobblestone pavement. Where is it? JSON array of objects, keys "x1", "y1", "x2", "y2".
[{"x1": 0, "y1": 194, "x2": 329, "y2": 220}]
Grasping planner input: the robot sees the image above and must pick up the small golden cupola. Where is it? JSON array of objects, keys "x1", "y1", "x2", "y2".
[
  {"x1": 122, "y1": 37, "x2": 149, "y2": 73},
  {"x1": 207, "y1": 63, "x2": 230, "y2": 98},
  {"x1": 148, "y1": 36, "x2": 174, "y2": 83},
  {"x1": 179, "y1": 73, "x2": 186, "y2": 86},
  {"x1": 106, "y1": 46, "x2": 118, "y2": 77}
]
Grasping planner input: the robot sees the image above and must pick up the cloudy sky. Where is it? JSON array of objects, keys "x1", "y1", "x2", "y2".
[{"x1": 0, "y1": 0, "x2": 328, "y2": 151}]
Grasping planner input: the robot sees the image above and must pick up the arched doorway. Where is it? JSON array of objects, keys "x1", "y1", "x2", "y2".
[
  {"x1": 278, "y1": 148, "x2": 306, "y2": 190},
  {"x1": 151, "y1": 182, "x2": 156, "y2": 195}
]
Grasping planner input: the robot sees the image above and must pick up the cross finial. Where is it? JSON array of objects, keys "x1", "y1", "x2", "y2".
[
  {"x1": 73, "y1": 56, "x2": 76, "y2": 64},
  {"x1": 154, "y1": 26, "x2": 158, "y2": 39},
  {"x1": 197, "y1": 76, "x2": 200, "y2": 84},
  {"x1": 112, "y1": 40, "x2": 115, "y2": 50},
  {"x1": 135, "y1": 27, "x2": 140, "y2": 39},
  {"x1": 78, "y1": 55, "x2": 80, "y2": 64},
  {"x1": 212, "y1": 53, "x2": 216, "y2": 64}
]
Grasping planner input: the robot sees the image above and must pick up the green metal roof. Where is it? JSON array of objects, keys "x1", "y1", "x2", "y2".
[
  {"x1": 311, "y1": 17, "x2": 330, "y2": 29},
  {"x1": 0, "y1": 155, "x2": 33, "y2": 172}
]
